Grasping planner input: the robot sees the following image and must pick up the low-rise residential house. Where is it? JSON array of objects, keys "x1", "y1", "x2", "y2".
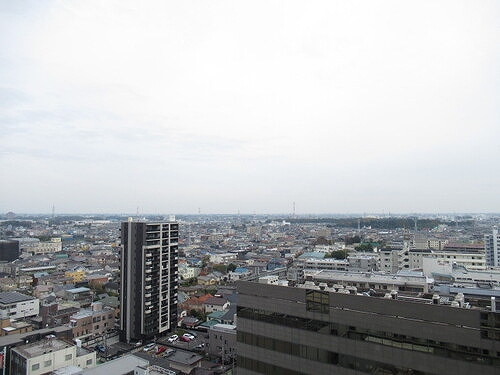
[
  {"x1": 178, "y1": 316, "x2": 201, "y2": 329},
  {"x1": 33, "y1": 285, "x2": 54, "y2": 300},
  {"x1": 0, "y1": 277, "x2": 17, "y2": 292},
  {"x1": 203, "y1": 296, "x2": 229, "y2": 314},
  {"x1": 227, "y1": 267, "x2": 251, "y2": 282},
  {"x1": 179, "y1": 294, "x2": 213, "y2": 313},
  {"x1": 197, "y1": 275, "x2": 218, "y2": 286},
  {"x1": 220, "y1": 304, "x2": 237, "y2": 325},
  {"x1": 205, "y1": 310, "x2": 225, "y2": 325}
]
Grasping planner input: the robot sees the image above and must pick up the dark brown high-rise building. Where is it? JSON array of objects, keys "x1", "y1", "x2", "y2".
[
  {"x1": 0, "y1": 240, "x2": 19, "y2": 262},
  {"x1": 120, "y1": 220, "x2": 179, "y2": 343}
]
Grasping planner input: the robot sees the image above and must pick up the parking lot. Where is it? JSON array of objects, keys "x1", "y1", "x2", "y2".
[
  {"x1": 158, "y1": 330, "x2": 208, "y2": 352},
  {"x1": 86, "y1": 330, "x2": 209, "y2": 363}
]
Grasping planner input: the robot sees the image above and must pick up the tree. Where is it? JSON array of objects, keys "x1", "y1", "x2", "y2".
[
  {"x1": 355, "y1": 243, "x2": 373, "y2": 251},
  {"x1": 227, "y1": 263, "x2": 237, "y2": 272},
  {"x1": 325, "y1": 250, "x2": 347, "y2": 260},
  {"x1": 213, "y1": 264, "x2": 228, "y2": 274},
  {"x1": 345, "y1": 235, "x2": 361, "y2": 245}
]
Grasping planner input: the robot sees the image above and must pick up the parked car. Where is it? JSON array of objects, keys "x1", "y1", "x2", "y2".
[
  {"x1": 193, "y1": 343, "x2": 205, "y2": 351},
  {"x1": 167, "y1": 334, "x2": 178, "y2": 343},
  {"x1": 143, "y1": 343, "x2": 156, "y2": 352},
  {"x1": 182, "y1": 333, "x2": 195, "y2": 340},
  {"x1": 162, "y1": 348, "x2": 176, "y2": 357},
  {"x1": 179, "y1": 335, "x2": 190, "y2": 342},
  {"x1": 156, "y1": 346, "x2": 166, "y2": 355},
  {"x1": 95, "y1": 344, "x2": 106, "y2": 353}
]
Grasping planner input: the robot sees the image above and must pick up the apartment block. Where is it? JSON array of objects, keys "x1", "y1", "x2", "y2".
[
  {"x1": 69, "y1": 302, "x2": 116, "y2": 339},
  {"x1": 120, "y1": 220, "x2": 179, "y2": 343}
]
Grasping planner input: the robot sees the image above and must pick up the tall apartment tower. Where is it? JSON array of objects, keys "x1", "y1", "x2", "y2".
[
  {"x1": 120, "y1": 219, "x2": 179, "y2": 343},
  {"x1": 485, "y1": 226, "x2": 499, "y2": 266}
]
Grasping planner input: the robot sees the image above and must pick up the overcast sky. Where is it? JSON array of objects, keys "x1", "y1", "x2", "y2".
[{"x1": 1, "y1": 1, "x2": 499, "y2": 215}]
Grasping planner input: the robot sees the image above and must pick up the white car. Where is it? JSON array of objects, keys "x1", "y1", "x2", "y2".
[
  {"x1": 167, "y1": 334, "x2": 178, "y2": 343},
  {"x1": 143, "y1": 343, "x2": 156, "y2": 351}
]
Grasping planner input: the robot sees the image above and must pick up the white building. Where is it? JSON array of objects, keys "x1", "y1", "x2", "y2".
[
  {"x1": 0, "y1": 291, "x2": 39, "y2": 320},
  {"x1": 209, "y1": 253, "x2": 237, "y2": 264},
  {"x1": 15, "y1": 238, "x2": 63, "y2": 255},
  {"x1": 485, "y1": 226, "x2": 500, "y2": 266},
  {"x1": 410, "y1": 248, "x2": 486, "y2": 271},
  {"x1": 295, "y1": 254, "x2": 349, "y2": 272},
  {"x1": 422, "y1": 257, "x2": 500, "y2": 286},
  {"x1": 379, "y1": 237, "x2": 412, "y2": 273},
  {"x1": 348, "y1": 253, "x2": 379, "y2": 272},
  {"x1": 178, "y1": 265, "x2": 201, "y2": 280},
  {"x1": 413, "y1": 237, "x2": 447, "y2": 250},
  {"x1": 10, "y1": 337, "x2": 96, "y2": 374}
]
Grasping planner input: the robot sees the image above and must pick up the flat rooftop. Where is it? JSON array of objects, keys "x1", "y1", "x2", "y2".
[
  {"x1": 14, "y1": 338, "x2": 72, "y2": 358},
  {"x1": 84, "y1": 355, "x2": 149, "y2": 375},
  {"x1": 303, "y1": 269, "x2": 433, "y2": 285}
]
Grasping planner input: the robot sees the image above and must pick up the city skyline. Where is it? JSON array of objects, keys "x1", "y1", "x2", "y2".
[{"x1": 1, "y1": 1, "x2": 499, "y2": 215}]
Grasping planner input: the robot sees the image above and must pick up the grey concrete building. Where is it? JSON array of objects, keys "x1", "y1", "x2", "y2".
[
  {"x1": 236, "y1": 280, "x2": 500, "y2": 375},
  {"x1": 120, "y1": 220, "x2": 179, "y2": 343}
]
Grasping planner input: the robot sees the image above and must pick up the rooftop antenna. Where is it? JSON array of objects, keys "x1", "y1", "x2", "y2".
[
  {"x1": 52, "y1": 205, "x2": 55, "y2": 218},
  {"x1": 136, "y1": 206, "x2": 139, "y2": 219},
  {"x1": 414, "y1": 217, "x2": 417, "y2": 232}
]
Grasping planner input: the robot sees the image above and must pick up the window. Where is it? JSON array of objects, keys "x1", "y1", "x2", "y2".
[
  {"x1": 65, "y1": 354, "x2": 73, "y2": 361},
  {"x1": 306, "y1": 290, "x2": 329, "y2": 313},
  {"x1": 32, "y1": 363, "x2": 40, "y2": 371},
  {"x1": 44, "y1": 359, "x2": 52, "y2": 367},
  {"x1": 86, "y1": 358, "x2": 93, "y2": 366}
]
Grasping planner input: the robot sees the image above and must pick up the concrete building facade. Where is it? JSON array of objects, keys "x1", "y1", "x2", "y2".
[
  {"x1": 236, "y1": 280, "x2": 500, "y2": 375},
  {"x1": 69, "y1": 303, "x2": 116, "y2": 339}
]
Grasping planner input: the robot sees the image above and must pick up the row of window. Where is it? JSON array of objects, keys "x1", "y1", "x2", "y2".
[
  {"x1": 237, "y1": 306, "x2": 500, "y2": 365},
  {"x1": 237, "y1": 353, "x2": 431, "y2": 375},
  {"x1": 31, "y1": 354, "x2": 79, "y2": 371},
  {"x1": 31, "y1": 359, "x2": 52, "y2": 371}
]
